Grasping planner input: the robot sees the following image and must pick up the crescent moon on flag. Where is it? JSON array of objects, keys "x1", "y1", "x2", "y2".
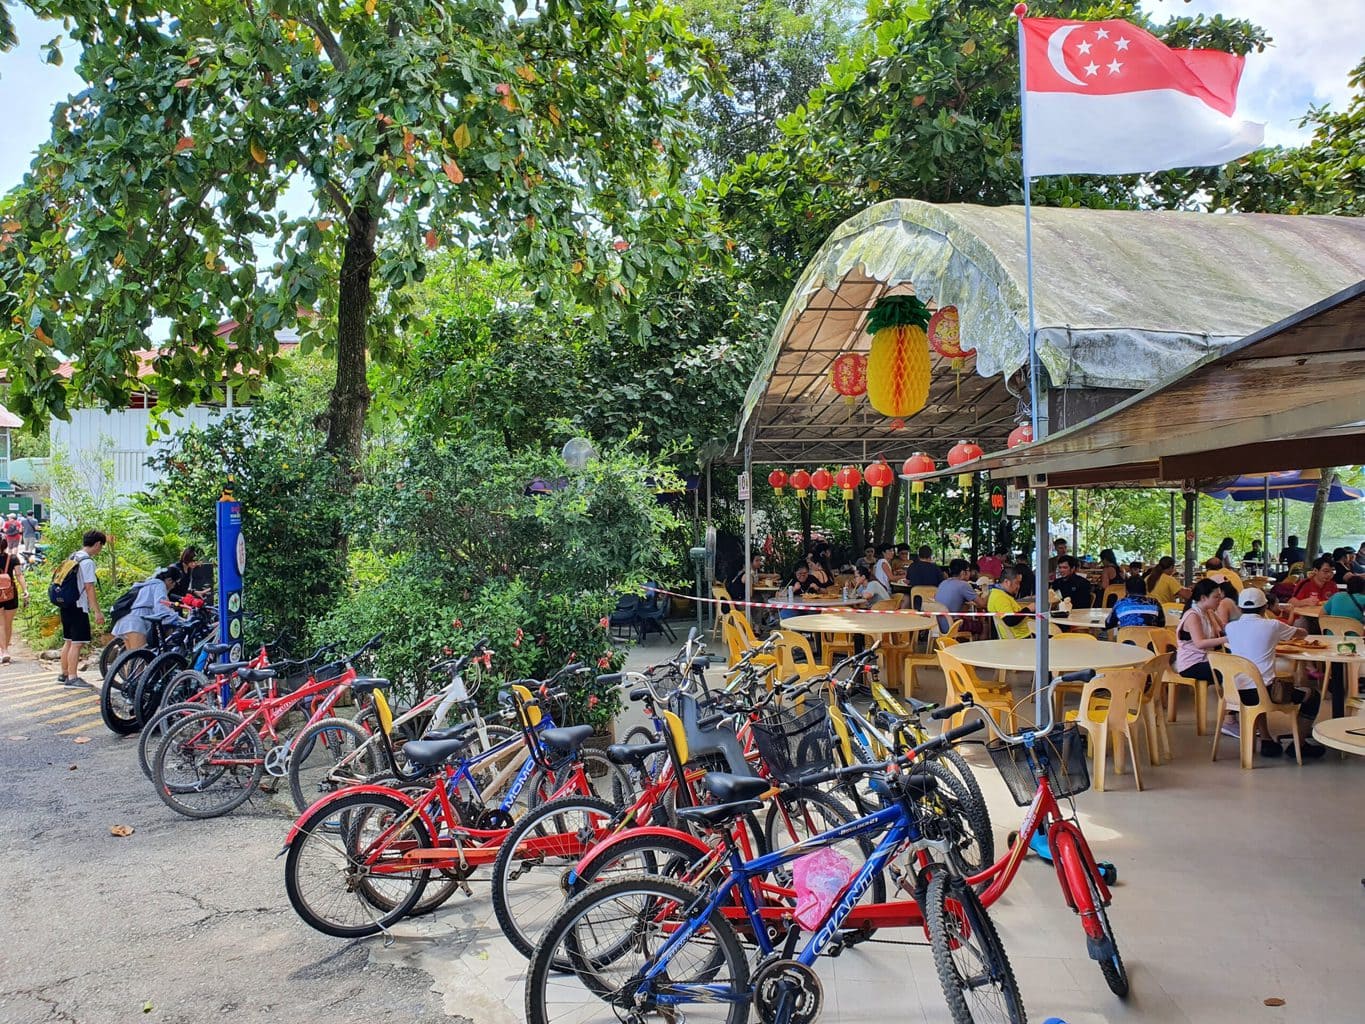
[{"x1": 1046, "y1": 24, "x2": 1087, "y2": 86}]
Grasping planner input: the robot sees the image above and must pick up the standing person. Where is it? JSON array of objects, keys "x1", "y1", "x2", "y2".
[
  {"x1": 934, "y1": 558, "x2": 986, "y2": 637},
  {"x1": 112, "y1": 565, "x2": 191, "y2": 651},
  {"x1": 1052, "y1": 556, "x2": 1093, "y2": 609},
  {"x1": 168, "y1": 546, "x2": 201, "y2": 600},
  {"x1": 1214, "y1": 537, "x2": 1237, "y2": 568},
  {"x1": 0, "y1": 538, "x2": 29, "y2": 663},
  {"x1": 55, "y1": 530, "x2": 106, "y2": 686},
  {"x1": 1, "y1": 515, "x2": 21, "y2": 554},
  {"x1": 20, "y1": 510, "x2": 40, "y2": 557},
  {"x1": 987, "y1": 567, "x2": 1035, "y2": 639},
  {"x1": 1047, "y1": 538, "x2": 1068, "y2": 574}
]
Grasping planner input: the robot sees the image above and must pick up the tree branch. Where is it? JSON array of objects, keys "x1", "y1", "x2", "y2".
[{"x1": 295, "y1": 12, "x2": 347, "y2": 73}]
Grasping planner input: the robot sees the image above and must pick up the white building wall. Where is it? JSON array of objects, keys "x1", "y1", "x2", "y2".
[{"x1": 48, "y1": 406, "x2": 238, "y2": 515}]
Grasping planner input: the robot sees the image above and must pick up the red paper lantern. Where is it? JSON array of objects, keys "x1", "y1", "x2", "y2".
[
  {"x1": 947, "y1": 440, "x2": 984, "y2": 495},
  {"x1": 767, "y1": 469, "x2": 788, "y2": 496},
  {"x1": 835, "y1": 465, "x2": 862, "y2": 500},
  {"x1": 864, "y1": 460, "x2": 895, "y2": 498},
  {"x1": 901, "y1": 452, "x2": 936, "y2": 506},
  {"x1": 1007, "y1": 422, "x2": 1034, "y2": 448},
  {"x1": 789, "y1": 468, "x2": 812, "y2": 498},
  {"x1": 828, "y1": 353, "x2": 868, "y2": 405},
  {"x1": 810, "y1": 467, "x2": 833, "y2": 503},
  {"x1": 888, "y1": 418, "x2": 906, "y2": 432},
  {"x1": 928, "y1": 306, "x2": 975, "y2": 367}
]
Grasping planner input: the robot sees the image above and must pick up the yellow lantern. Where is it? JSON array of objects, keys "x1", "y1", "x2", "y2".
[{"x1": 865, "y1": 295, "x2": 932, "y2": 419}]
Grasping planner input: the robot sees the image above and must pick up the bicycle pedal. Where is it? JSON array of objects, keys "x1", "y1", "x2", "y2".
[{"x1": 263, "y1": 744, "x2": 290, "y2": 777}]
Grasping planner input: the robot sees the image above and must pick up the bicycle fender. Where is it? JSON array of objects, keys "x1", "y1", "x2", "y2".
[
  {"x1": 282, "y1": 783, "x2": 437, "y2": 848},
  {"x1": 1047, "y1": 819, "x2": 1110, "y2": 913},
  {"x1": 572, "y1": 824, "x2": 709, "y2": 875}
]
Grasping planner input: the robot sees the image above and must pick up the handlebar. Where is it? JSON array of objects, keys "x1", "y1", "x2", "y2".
[
  {"x1": 800, "y1": 719, "x2": 987, "y2": 786},
  {"x1": 930, "y1": 702, "x2": 965, "y2": 721}
]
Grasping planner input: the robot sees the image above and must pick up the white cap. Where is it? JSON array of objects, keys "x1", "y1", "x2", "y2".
[{"x1": 1238, "y1": 588, "x2": 1267, "y2": 611}]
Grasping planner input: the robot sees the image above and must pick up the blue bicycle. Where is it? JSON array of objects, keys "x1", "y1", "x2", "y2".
[{"x1": 524, "y1": 718, "x2": 1027, "y2": 1024}]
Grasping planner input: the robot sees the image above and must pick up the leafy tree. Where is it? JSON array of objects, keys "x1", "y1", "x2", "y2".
[
  {"x1": 0, "y1": 0, "x2": 723, "y2": 466},
  {"x1": 714, "y1": 0, "x2": 1271, "y2": 296}
]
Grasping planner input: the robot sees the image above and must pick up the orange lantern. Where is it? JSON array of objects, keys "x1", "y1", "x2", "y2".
[
  {"x1": 901, "y1": 452, "x2": 936, "y2": 508},
  {"x1": 888, "y1": 418, "x2": 906, "y2": 432},
  {"x1": 767, "y1": 469, "x2": 788, "y2": 496},
  {"x1": 865, "y1": 295, "x2": 932, "y2": 418},
  {"x1": 828, "y1": 353, "x2": 868, "y2": 406},
  {"x1": 946, "y1": 439, "x2": 984, "y2": 496},
  {"x1": 1007, "y1": 423, "x2": 1034, "y2": 449},
  {"x1": 789, "y1": 468, "x2": 811, "y2": 499},
  {"x1": 810, "y1": 467, "x2": 833, "y2": 503},
  {"x1": 864, "y1": 460, "x2": 894, "y2": 498},
  {"x1": 835, "y1": 465, "x2": 862, "y2": 501}
]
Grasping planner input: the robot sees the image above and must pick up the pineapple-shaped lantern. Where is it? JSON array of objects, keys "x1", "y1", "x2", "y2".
[{"x1": 865, "y1": 294, "x2": 933, "y2": 419}]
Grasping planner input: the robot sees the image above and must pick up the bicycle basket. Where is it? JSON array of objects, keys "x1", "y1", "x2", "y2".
[
  {"x1": 986, "y1": 724, "x2": 1090, "y2": 806},
  {"x1": 751, "y1": 702, "x2": 834, "y2": 785}
]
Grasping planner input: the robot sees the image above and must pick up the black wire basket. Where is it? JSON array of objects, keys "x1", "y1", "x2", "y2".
[
  {"x1": 751, "y1": 703, "x2": 834, "y2": 784},
  {"x1": 987, "y1": 724, "x2": 1090, "y2": 806}
]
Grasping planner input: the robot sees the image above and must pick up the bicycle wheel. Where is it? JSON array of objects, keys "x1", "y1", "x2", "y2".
[
  {"x1": 491, "y1": 794, "x2": 618, "y2": 958},
  {"x1": 1077, "y1": 852, "x2": 1129, "y2": 997},
  {"x1": 159, "y1": 669, "x2": 211, "y2": 712},
  {"x1": 939, "y1": 748, "x2": 994, "y2": 847},
  {"x1": 100, "y1": 648, "x2": 154, "y2": 735},
  {"x1": 924, "y1": 873, "x2": 1028, "y2": 1024},
  {"x1": 138, "y1": 700, "x2": 208, "y2": 781},
  {"x1": 152, "y1": 709, "x2": 264, "y2": 819},
  {"x1": 284, "y1": 791, "x2": 432, "y2": 938},
  {"x1": 98, "y1": 637, "x2": 126, "y2": 678},
  {"x1": 132, "y1": 651, "x2": 189, "y2": 727},
  {"x1": 620, "y1": 724, "x2": 667, "y2": 788},
  {"x1": 526, "y1": 750, "x2": 631, "y2": 810},
  {"x1": 525, "y1": 874, "x2": 749, "y2": 1024},
  {"x1": 917, "y1": 760, "x2": 995, "y2": 879},
  {"x1": 287, "y1": 717, "x2": 378, "y2": 813},
  {"x1": 763, "y1": 785, "x2": 887, "y2": 903}
]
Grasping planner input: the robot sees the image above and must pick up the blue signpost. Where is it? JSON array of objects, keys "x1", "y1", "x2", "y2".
[{"x1": 216, "y1": 490, "x2": 245, "y2": 661}]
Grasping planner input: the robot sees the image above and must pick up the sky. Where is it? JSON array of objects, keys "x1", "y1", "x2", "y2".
[{"x1": 1, "y1": 1, "x2": 1361, "y2": 194}]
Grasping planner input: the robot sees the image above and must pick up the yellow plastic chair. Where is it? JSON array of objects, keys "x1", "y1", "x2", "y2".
[
  {"x1": 901, "y1": 619, "x2": 960, "y2": 698},
  {"x1": 1208, "y1": 652, "x2": 1303, "y2": 768},
  {"x1": 1100, "y1": 584, "x2": 1126, "y2": 609},
  {"x1": 1137, "y1": 653, "x2": 1173, "y2": 764},
  {"x1": 1048, "y1": 632, "x2": 1099, "y2": 718},
  {"x1": 1063, "y1": 669, "x2": 1145, "y2": 793},
  {"x1": 773, "y1": 631, "x2": 825, "y2": 683},
  {"x1": 937, "y1": 649, "x2": 1018, "y2": 733},
  {"x1": 1318, "y1": 615, "x2": 1363, "y2": 701},
  {"x1": 721, "y1": 612, "x2": 777, "y2": 670},
  {"x1": 1157, "y1": 626, "x2": 1214, "y2": 736},
  {"x1": 910, "y1": 586, "x2": 939, "y2": 613}
]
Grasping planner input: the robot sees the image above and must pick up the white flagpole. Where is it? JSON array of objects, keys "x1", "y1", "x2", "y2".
[{"x1": 1015, "y1": 3, "x2": 1051, "y2": 722}]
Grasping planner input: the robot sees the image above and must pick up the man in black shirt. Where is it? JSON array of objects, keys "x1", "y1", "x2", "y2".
[
  {"x1": 1278, "y1": 536, "x2": 1307, "y2": 568},
  {"x1": 1052, "y1": 555, "x2": 1093, "y2": 609},
  {"x1": 905, "y1": 545, "x2": 944, "y2": 588}
]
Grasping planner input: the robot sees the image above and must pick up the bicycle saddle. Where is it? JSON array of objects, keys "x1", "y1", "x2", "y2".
[
  {"x1": 675, "y1": 797, "x2": 763, "y2": 829},
  {"x1": 402, "y1": 735, "x2": 476, "y2": 767},
  {"x1": 699, "y1": 772, "x2": 770, "y2": 804},
  {"x1": 236, "y1": 667, "x2": 277, "y2": 683},
  {"x1": 204, "y1": 643, "x2": 233, "y2": 657},
  {"x1": 606, "y1": 739, "x2": 667, "y2": 767},
  {"x1": 205, "y1": 661, "x2": 249, "y2": 676},
  {"x1": 538, "y1": 725, "x2": 595, "y2": 757},
  {"x1": 350, "y1": 678, "x2": 392, "y2": 695},
  {"x1": 422, "y1": 722, "x2": 478, "y2": 743},
  {"x1": 676, "y1": 694, "x2": 753, "y2": 777}
]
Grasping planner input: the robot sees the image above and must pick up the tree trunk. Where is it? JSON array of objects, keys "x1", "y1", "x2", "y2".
[
  {"x1": 849, "y1": 490, "x2": 865, "y2": 555},
  {"x1": 1305, "y1": 468, "x2": 1336, "y2": 561},
  {"x1": 873, "y1": 477, "x2": 900, "y2": 547},
  {"x1": 327, "y1": 207, "x2": 377, "y2": 465}
]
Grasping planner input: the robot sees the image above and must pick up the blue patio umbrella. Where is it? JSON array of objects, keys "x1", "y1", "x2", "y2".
[{"x1": 1202, "y1": 470, "x2": 1364, "y2": 504}]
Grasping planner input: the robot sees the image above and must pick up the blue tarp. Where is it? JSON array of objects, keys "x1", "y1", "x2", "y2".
[{"x1": 1203, "y1": 471, "x2": 1364, "y2": 504}]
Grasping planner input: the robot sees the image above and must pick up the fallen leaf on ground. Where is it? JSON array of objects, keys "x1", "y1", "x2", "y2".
[
  {"x1": 110, "y1": 824, "x2": 135, "y2": 837},
  {"x1": 143, "y1": 1000, "x2": 153, "y2": 1013},
  {"x1": 1264, "y1": 997, "x2": 1286, "y2": 1007},
  {"x1": 73, "y1": 736, "x2": 92, "y2": 744},
  {"x1": 68, "y1": 764, "x2": 78, "y2": 771},
  {"x1": 7, "y1": 736, "x2": 27, "y2": 741}
]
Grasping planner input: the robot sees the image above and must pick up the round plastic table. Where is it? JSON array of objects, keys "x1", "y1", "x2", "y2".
[
  {"x1": 1050, "y1": 608, "x2": 1110, "y2": 631},
  {"x1": 946, "y1": 638, "x2": 1154, "y2": 674},
  {"x1": 1311, "y1": 716, "x2": 1365, "y2": 754}
]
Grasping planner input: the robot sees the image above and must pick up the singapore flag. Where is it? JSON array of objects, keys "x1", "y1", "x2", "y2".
[{"x1": 1021, "y1": 17, "x2": 1264, "y2": 176}]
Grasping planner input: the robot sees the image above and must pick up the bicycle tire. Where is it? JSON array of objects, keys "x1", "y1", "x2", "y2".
[
  {"x1": 158, "y1": 669, "x2": 211, "y2": 712},
  {"x1": 287, "y1": 717, "x2": 378, "y2": 814},
  {"x1": 1078, "y1": 850, "x2": 1129, "y2": 997},
  {"x1": 526, "y1": 749, "x2": 630, "y2": 810},
  {"x1": 620, "y1": 724, "x2": 667, "y2": 787},
  {"x1": 925, "y1": 873, "x2": 1028, "y2": 1024},
  {"x1": 763, "y1": 785, "x2": 887, "y2": 904},
  {"x1": 98, "y1": 637, "x2": 126, "y2": 679},
  {"x1": 491, "y1": 794, "x2": 617, "y2": 959},
  {"x1": 152, "y1": 709, "x2": 264, "y2": 819},
  {"x1": 138, "y1": 700, "x2": 208, "y2": 781},
  {"x1": 525, "y1": 873, "x2": 749, "y2": 1024},
  {"x1": 132, "y1": 651, "x2": 189, "y2": 727},
  {"x1": 917, "y1": 760, "x2": 995, "y2": 879},
  {"x1": 100, "y1": 648, "x2": 155, "y2": 735},
  {"x1": 284, "y1": 790, "x2": 433, "y2": 938},
  {"x1": 939, "y1": 747, "x2": 993, "y2": 845}
]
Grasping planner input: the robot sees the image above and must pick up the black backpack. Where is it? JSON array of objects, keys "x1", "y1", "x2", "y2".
[
  {"x1": 48, "y1": 553, "x2": 88, "y2": 608},
  {"x1": 109, "y1": 581, "x2": 149, "y2": 624}
]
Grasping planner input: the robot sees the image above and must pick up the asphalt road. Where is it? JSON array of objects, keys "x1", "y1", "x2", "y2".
[{"x1": 0, "y1": 656, "x2": 464, "y2": 1024}]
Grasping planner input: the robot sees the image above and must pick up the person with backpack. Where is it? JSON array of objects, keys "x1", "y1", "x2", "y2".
[
  {"x1": 1, "y1": 514, "x2": 22, "y2": 553},
  {"x1": 112, "y1": 565, "x2": 191, "y2": 651},
  {"x1": 51, "y1": 530, "x2": 106, "y2": 687},
  {"x1": 0, "y1": 536, "x2": 29, "y2": 664}
]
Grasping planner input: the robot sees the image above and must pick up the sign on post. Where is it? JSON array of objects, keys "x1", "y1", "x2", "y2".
[
  {"x1": 216, "y1": 490, "x2": 245, "y2": 661},
  {"x1": 738, "y1": 472, "x2": 751, "y2": 501}
]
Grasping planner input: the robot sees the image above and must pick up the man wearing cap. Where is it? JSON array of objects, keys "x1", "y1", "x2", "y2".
[{"x1": 1224, "y1": 588, "x2": 1327, "y2": 759}]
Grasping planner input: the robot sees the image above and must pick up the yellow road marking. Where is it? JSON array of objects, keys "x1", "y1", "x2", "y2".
[
  {"x1": 35, "y1": 703, "x2": 105, "y2": 726},
  {"x1": 2, "y1": 673, "x2": 59, "y2": 688},
  {"x1": 9, "y1": 692, "x2": 98, "y2": 714},
  {"x1": 4, "y1": 679, "x2": 68, "y2": 697},
  {"x1": 58, "y1": 717, "x2": 106, "y2": 736}
]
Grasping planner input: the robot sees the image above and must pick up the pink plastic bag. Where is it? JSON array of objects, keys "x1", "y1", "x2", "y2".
[{"x1": 792, "y1": 846, "x2": 856, "y2": 929}]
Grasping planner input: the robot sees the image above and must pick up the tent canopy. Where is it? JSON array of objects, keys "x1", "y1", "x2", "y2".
[
  {"x1": 1203, "y1": 470, "x2": 1364, "y2": 504},
  {"x1": 737, "y1": 200, "x2": 1365, "y2": 464}
]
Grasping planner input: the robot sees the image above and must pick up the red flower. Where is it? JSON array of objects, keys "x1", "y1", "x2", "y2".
[
  {"x1": 588, "y1": 694, "x2": 600, "y2": 707},
  {"x1": 452, "y1": 618, "x2": 463, "y2": 629},
  {"x1": 442, "y1": 646, "x2": 453, "y2": 655},
  {"x1": 598, "y1": 617, "x2": 610, "y2": 629},
  {"x1": 613, "y1": 239, "x2": 630, "y2": 252},
  {"x1": 597, "y1": 656, "x2": 610, "y2": 669},
  {"x1": 514, "y1": 627, "x2": 524, "y2": 648},
  {"x1": 481, "y1": 652, "x2": 493, "y2": 670}
]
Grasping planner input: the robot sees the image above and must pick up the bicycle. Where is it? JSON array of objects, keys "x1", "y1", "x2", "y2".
[
  {"x1": 99, "y1": 598, "x2": 217, "y2": 734},
  {"x1": 280, "y1": 678, "x2": 624, "y2": 937},
  {"x1": 523, "y1": 718, "x2": 1026, "y2": 1024},
  {"x1": 150, "y1": 634, "x2": 382, "y2": 818}
]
